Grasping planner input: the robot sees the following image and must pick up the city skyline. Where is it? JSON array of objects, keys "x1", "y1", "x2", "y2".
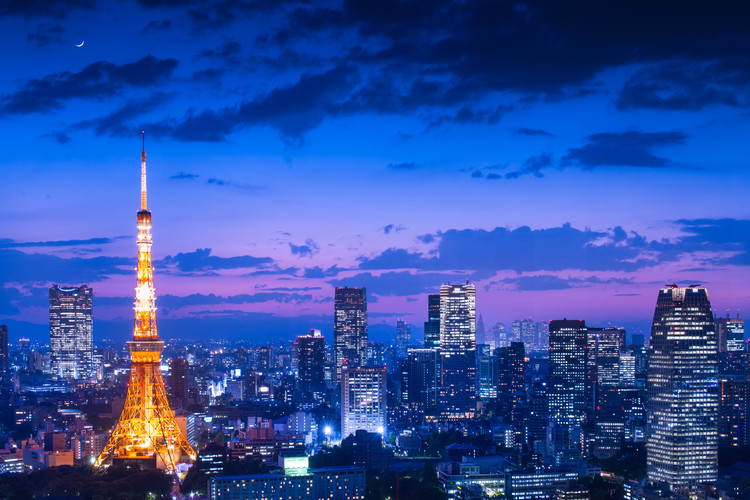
[{"x1": 3, "y1": 2, "x2": 750, "y2": 343}]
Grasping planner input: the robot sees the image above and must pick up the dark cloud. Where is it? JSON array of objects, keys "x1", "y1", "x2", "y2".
[
  {"x1": 0, "y1": 55, "x2": 179, "y2": 116},
  {"x1": 195, "y1": 39, "x2": 242, "y2": 65},
  {"x1": 0, "y1": 249, "x2": 132, "y2": 284},
  {"x1": 514, "y1": 127, "x2": 554, "y2": 137},
  {"x1": 381, "y1": 224, "x2": 404, "y2": 235},
  {"x1": 27, "y1": 22, "x2": 65, "y2": 47},
  {"x1": 156, "y1": 292, "x2": 316, "y2": 311},
  {"x1": 0, "y1": 237, "x2": 122, "y2": 248},
  {"x1": 302, "y1": 266, "x2": 343, "y2": 278},
  {"x1": 1, "y1": 0, "x2": 94, "y2": 18},
  {"x1": 44, "y1": 131, "x2": 71, "y2": 144},
  {"x1": 137, "y1": 0, "x2": 193, "y2": 7},
  {"x1": 159, "y1": 248, "x2": 273, "y2": 273},
  {"x1": 71, "y1": 92, "x2": 175, "y2": 137},
  {"x1": 427, "y1": 104, "x2": 511, "y2": 129},
  {"x1": 503, "y1": 152, "x2": 553, "y2": 179},
  {"x1": 617, "y1": 59, "x2": 749, "y2": 111},
  {"x1": 206, "y1": 177, "x2": 264, "y2": 193},
  {"x1": 562, "y1": 131, "x2": 687, "y2": 169},
  {"x1": 329, "y1": 271, "x2": 469, "y2": 297},
  {"x1": 145, "y1": 64, "x2": 359, "y2": 143},
  {"x1": 387, "y1": 162, "x2": 416, "y2": 170},
  {"x1": 169, "y1": 171, "x2": 199, "y2": 180},
  {"x1": 498, "y1": 274, "x2": 633, "y2": 292},
  {"x1": 356, "y1": 219, "x2": 750, "y2": 278},
  {"x1": 192, "y1": 68, "x2": 225, "y2": 83},
  {"x1": 141, "y1": 19, "x2": 172, "y2": 33},
  {"x1": 278, "y1": 1, "x2": 750, "y2": 99},
  {"x1": 289, "y1": 239, "x2": 319, "y2": 257}
]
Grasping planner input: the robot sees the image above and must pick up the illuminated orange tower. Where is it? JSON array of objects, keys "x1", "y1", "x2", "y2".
[{"x1": 95, "y1": 133, "x2": 196, "y2": 472}]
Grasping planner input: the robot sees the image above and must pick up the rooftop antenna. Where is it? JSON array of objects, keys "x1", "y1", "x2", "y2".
[{"x1": 140, "y1": 131, "x2": 147, "y2": 211}]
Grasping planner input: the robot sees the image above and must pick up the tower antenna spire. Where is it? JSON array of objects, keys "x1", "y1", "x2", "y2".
[{"x1": 140, "y1": 131, "x2": 147, "y2": 211}]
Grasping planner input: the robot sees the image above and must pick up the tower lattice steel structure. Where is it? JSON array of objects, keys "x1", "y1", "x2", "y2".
[{"x1": 95, "y1": 134, "x2": 196, "y2": 472}]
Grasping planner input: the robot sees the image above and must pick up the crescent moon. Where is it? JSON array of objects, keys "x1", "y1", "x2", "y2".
[{"x1": 75, "y1": 41, "x2": 84, "y2": 47}]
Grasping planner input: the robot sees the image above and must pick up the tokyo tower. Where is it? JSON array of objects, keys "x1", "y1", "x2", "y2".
[{"x1": 95, "y1": 134, "x2": 196, "y2": 471}]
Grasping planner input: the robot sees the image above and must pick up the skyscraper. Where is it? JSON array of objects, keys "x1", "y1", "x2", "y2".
[
  {"x1": 96, "y1": 136, "x2": 194, "y2": 471},
  {"x1": 547, "y1": 319, "x2": 587, "y2": 460},
  {"x1": 396, "y1": 319, "x2": 411, "y2": 359},
  {"x1": 297, "y1": 329, "x2": 326, "y2": 404},
  {"x1": 647, "y1": 285, "x2": 718, "y2": 497},
  {"x1": 341, "y1": 365, "x2": 387, "y2": 439},
  {"x1": 400, "y1": 348, "x2": 437, "y2": 418},
  {"x1": 586, "y1": 328, "x2": 622, "y2": 412},
  {"x1": 424, "y1": 294, "x2": 441, "y2": 349},
  {"x1": 49, "y1": 284, "x2": 93, "y2": 379},
  {"x1": 168, "y1": 357, "x2": 189, "y2": 408},
  {"x1": 438, "y1": 282, "x2": 476, "y2": 422},
  {"x1": 334, "y1": 287, "x2": 367, "y2": 383},
  {"x1": 0, "y1": 325, "x2": 7, "y2": 375},
  {"x1": 498, "y1": 342, "x2": 525, "y2": 419}
]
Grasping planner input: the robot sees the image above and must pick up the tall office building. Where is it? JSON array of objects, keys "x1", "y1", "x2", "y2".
[
  {"x1": 396, "y1": 319, "x2": 411, "y2": 359},
  {"x1": 477, "y1": 347, "x2": 499, "y2": 402},
  {"x1": 168, "y1": 357, "x2": 189, "y2": 407},
  {"x1": 49, "y1": 285, "x2": 93, "y2": 379},
  {"x1": 341, "y1": 366, "x2": 386, "y2": 439},
  {"x1": 424, "y1": 294, "x2": 441, "y2": 349},
  {"x1": 497, "y1": 342, "x2": 525, "y2": 419},
  {"x1": 438, "y1": 283, "x2": 476, "y2": 422},
  {"x1": 400, "y1": 348, "x2": 437, "y2": 418},
  {"x1": 297, "y1": 329, "x2": 326, "y2": 404},
  {"x1": 726, "y1": 318, "x2": 745, "y2": 352},
  {"x1": 334, "y1": 287, "x2": 367, "y2": 383},
  {"x1": 547, "y1": 320, "x2": 587, "y2": 459},
  {"x1": 0, "y1": 325, "x2": 8, "y2": 375},
  {"x1": 586, "y1": 328, "x2": 622, "y2": 412},
  {"x1": 647, "y1": 285, "x2": 718, "y2": 497}
]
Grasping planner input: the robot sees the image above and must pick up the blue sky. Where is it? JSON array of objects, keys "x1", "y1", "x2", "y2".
[{"x1": 2, "y1": 0, "x2": 750, "y2": 343}]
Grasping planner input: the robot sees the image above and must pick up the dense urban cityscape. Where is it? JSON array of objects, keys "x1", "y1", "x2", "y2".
[
  {"x1": 3, "y1": 1, "x2": 750, "y2": 500},
  {"x1": 0, "y1": 145, "x2": 747, "y2": 500}
]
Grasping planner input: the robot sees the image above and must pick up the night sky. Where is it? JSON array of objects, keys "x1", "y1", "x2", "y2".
[{"x1": 2, "y1": 0, "x2": 750, "y2": 344}]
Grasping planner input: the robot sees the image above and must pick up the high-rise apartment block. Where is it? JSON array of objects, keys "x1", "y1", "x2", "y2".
[
  {"x1": 438, "y1": 283, "x2": 476, "y2": 422},
  {"x1": 341, "y1": 366, "x2": 386, "y2": 439},
  {"x1": 49, "y1": 285, "x2": 93, "y2": 380},
  {"x1": 334, "y1": 287, "x2": 367, "y2": 383},
  {"x1": 647, "y1": 285, "x2": 718, "y2": 497}
]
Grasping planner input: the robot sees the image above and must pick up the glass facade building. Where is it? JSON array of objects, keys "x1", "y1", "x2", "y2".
[
  {"x1": 438, "y1": 283, "x2": 476, "y2": 422},
  {"x1": 49, "y1": 284, "x2": 93, "y2": 380},
  {"x1": 646, "y1": 285, "x2": 718, "y2": 497},
  {"x1": 334, "y1": 287, "x2": 367, "y2": 383}
]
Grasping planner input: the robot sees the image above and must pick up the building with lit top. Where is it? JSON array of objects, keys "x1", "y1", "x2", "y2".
[
  {"x1": 334, "y1": 287, "x2": 368, "y2": 383},
  {"x1": 438, "y1": 282, "x2": 477, "y2": 422},
  {"x1": 341, "y1": 365, "x2": 386, "y2": 439},
  {"x1": 646, "y1": 285, "x2": 718, "y2": 498},
  {"x1": 49, "y1": 284, "x2": 93, "y2": 380}
]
